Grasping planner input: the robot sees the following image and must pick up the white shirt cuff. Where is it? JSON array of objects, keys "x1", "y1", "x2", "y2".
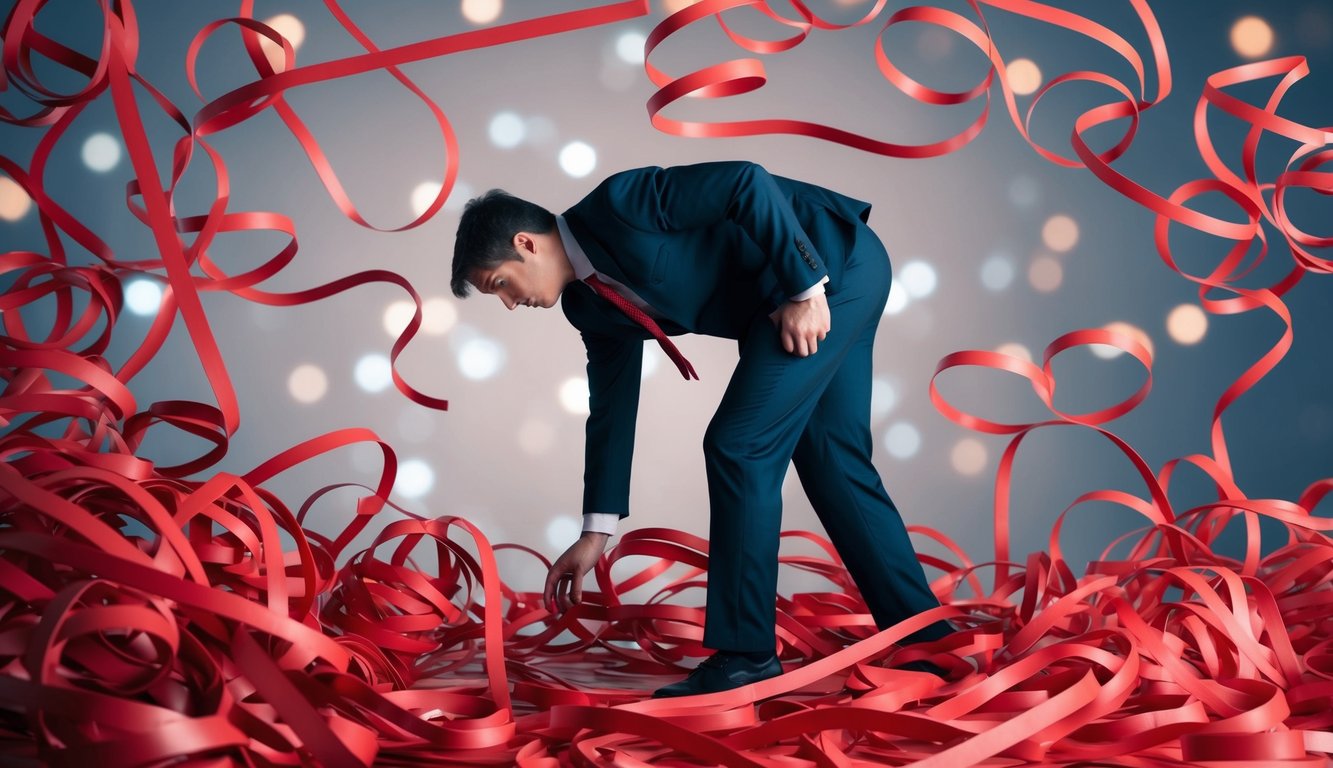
[
  {"x1": 791, "y1": 276, "x2": 829, "y2": 302},
  {"x1": 582, "y1": 513, "x2": 620, "y2": 536}
]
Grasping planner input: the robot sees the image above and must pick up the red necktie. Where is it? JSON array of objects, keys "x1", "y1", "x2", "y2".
[{"x1": 583, "y1": 274, "x2": 698, "y2": 380}]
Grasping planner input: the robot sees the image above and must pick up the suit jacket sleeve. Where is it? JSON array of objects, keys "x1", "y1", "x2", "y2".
[
  {"x1": 581, "y1": 330, "x2": 643, "y2": 519},
  {"x1": 599, "y1": 160, "x2": 829, "y2": 304}
]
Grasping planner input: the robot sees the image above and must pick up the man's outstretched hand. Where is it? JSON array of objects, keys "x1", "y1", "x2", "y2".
[
  {"x1": 771, "y1": 292, "x2": 831, "y2": 357},
  {"x1": 544, "y1": 532, "x2": 609, "y2": 616}
]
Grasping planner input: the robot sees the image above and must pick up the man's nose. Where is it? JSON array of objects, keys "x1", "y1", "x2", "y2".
[{"x1": 500, "y1": 294, "x2": 516, "y2": 311}]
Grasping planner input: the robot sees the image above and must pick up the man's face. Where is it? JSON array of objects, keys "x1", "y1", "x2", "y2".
[{"x1": 470, "y1": 234, "x2": 563, "y2": 311}]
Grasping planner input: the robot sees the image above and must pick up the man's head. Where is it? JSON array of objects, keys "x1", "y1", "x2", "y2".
[{"x1": 451, "y1": 190, "x2": 573, "y2": 310}]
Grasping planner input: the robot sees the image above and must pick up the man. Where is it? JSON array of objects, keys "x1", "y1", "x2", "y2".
[{"x1": 451, "y1": 161, "x2": 951, "y2": 698}]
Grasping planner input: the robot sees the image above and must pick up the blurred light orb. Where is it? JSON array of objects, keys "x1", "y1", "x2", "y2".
[
  {"x1": 264, "y1": 14, "x2": 305, "y2": 47},
  {"x1": 615, "y1": 31, "x2": 647, "y2": 64},
  {"x1": 1231, "y1": 15, "x2": 1274, "y2": 58},
  {"x1": 1167, "y1": 303, "x2": 1208, "y2": 345},
  {"x1": 899, "y1": 260, "x2": 937, "y2": 299},
  {"x1": 559, "y1": 377, "x2": 591, "y2": 415},
  {"x1": 288, "y1": 364, "x2": 328, "y2": 403},
  {"x1": 884, "y1": 422, "x2": 921, "y2": 460},
  {"x1": 663, "y1": 0, "x2": 700, "y2": 13},
  {"x1": 559, "y1": 141, "x2": 597, "y2": 178},
  {"x1": 518, "y1": 419, "x2": 557, "y2": 455},
  {"x1": 1008, "y1": 175, "x2": 1039, "y2": 208},
  {"x1": 546, "y1": 516, "x2": 582, "y2": 548},
  {"x1": 458, "y1": 337, "x2": 506, "y2": 380},
  {"x1": 411, "y1": 181, "x2": 442, "y2": 218},
  {"x1": 259, "y1": 13, "x2": 304, "y2": 69},
  {"x1": 461, "y1": 0, "x2": 502, "y2": 25},
  {"x1": 1006, "y1": 58, "x2": 1042, "y2": 95},
  {"x1": 0, "y1": 176, "x2": 31, "y2": 221},
  {"x1": 870, "y1": 378, "x2": 898, "y2": 422},
  {"x1": 421, "y1": 297, "x2": 458, "y2": 335},
  {"x1": 488, "y1": 111, "x2": 526, "y2": 148},
  {"x1": 394, "y1": 459, "x2": 435, "y2": 499},
  {"x1": 443, "y1": 180, "x2": 474, "y2": 212},
  {"x1": 1091, "y1": 321, "x2": 1154, "y2": 360},
  {"x1": 883, "y1": 280, "x2": 909, "y2": 315},
  {"x1": 1042, "y1": 214, "x2": 1079, "y2": 252},
  {"x1": 354, "y1": 353, "x2": 393, "y2": 393},
  {"x1": 995, "y1": 342, "x2": 1033, "y2": 364},
  {"x1": 82, "y1": 133, "x2": 121, "y2": 172},
  {"x1": 124, "y1": 278, "x2": 163, "y2": 316},
  {"x1": 383, "y1": 300, "x2": 417, "y2": 336},
  {"x1": 950, "y1": 437, "x2": 988, "y2": 476},
  {"x1": 1028, "y1": 256, "x2": 1063, "y2": 293},
  {"x1": 980, "y1": 253, "x2": 1015, "y2": 291}
]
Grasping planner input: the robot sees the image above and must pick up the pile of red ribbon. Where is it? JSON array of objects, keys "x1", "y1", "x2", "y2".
[{"x1": 2, "y1": 0, "x2": 1330, "y2": 764}]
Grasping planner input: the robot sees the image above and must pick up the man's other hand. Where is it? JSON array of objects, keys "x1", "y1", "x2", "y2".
[
  {"x1": 544, "y1": 532, "x2": 609, "y2": 616},
  {"x1": 771, "y1": 292, "x2": 831, "y2": 357}
]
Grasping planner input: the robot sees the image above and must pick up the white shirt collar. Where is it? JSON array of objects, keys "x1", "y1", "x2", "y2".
[{"x1": 556, "y1": 215, "x2": 594, "y2": 281}]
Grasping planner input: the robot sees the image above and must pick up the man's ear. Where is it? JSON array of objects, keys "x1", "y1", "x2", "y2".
[{"x1": 513, "y1": 232, "x2": 535, "y2": 255}]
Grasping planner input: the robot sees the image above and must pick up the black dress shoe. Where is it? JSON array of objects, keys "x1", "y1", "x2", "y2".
[{"x1": 651, "y1": 651, "x2": 783, "y2": 698}]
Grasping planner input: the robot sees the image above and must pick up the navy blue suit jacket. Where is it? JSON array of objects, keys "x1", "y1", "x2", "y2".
[{"x1": 559, "y1": 161, "x2": 873, "y2": 518}]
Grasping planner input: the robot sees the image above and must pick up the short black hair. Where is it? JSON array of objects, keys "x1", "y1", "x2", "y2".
[{"x1": 451, "y1": 189, "x2": 556, "y2": 298}]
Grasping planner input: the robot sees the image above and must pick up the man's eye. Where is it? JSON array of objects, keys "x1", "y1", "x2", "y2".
[{"x1": 497, "y1": 280, "x2": 506, "y2": 288}]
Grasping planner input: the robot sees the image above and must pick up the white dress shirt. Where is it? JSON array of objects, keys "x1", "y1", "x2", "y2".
[{"x1": 557, "y1": 215, "x2": 828, "y2": 539}]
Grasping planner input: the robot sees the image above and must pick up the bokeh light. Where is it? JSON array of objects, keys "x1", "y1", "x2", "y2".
[
  {"x1": 1028, "y1": 256, "x2": 1063, "y2": 292},
  {"x1": 559, "y1": 141, "x2": 597, "y2": 178},
  {"x1": 354, "y1": 353, "x2": 393, "y2": 393},
  {"x1": 559, "y1": 377, "x2": 591, "y2": 415},
  {"x1": 1231, "y1": 15, "x2": 1274, "y2": 58},
  {"x1": 546, "y1": 516, "x2": 582, "y2": 549},
  {"x1": 870, "y1": 377, "x2": 898, "y2": 423},
  {"x1": 457, "y1": 337, "x2": 506, "y2": 380},
  {"x1": 288, "y1": 364, "x2": 328, "y2": 403},
  {"x1": 444, "y1": 180, "x2": 474, "y2": 213},
  {"x1": 950, "y1": 438, "x2": 988, "y2": 476},
  {"x1": 518, "y1": 419, "x2": 557, "y2": 455},
  {"x1": 82, "y1": 133, "x2": 121, "y2": 173},
  {"x1": 899, "y1": 260, "x2": 938, "y2": 299},
  {"x1": 394, "y1": 458, "x2": 435, "y2": 499},
  {"x1": 410, "y1": 181, "x2": 441, "y2": 218},
  {"x1": 421, "y1": 297, "x2": 458, "y2": 335},
  {"x1": 1090, "y1": 321, "x2": 1155, "y2": 360},
  {"x1": 995, "y1": 342, "x2": 1033, "y2": 364},
  {"x1": 1042, "y1": 214, "x2": 1079, "y2": 252},
  {"x1": 488, "y1": 111, "x2": 526, "y2": 148},
  {"x1": 882, "y1": 280, "x2": 908, "y2": 315},
  {"x1": 1006, "y1": 58, "x2": 1042, "y2": 95},
  {"x1": 980, "y1": 253, "x2": 1015, "y2": 292},
  {"x1": 124, "y1": 279, "x2": 163, "y2": 316},
  {"x1": 0, "y1": 176, "x2": 31, "y2": 221},
  {"x1": 615, "y1": 31, "x2": 647, "y2": 64},
  {"x1": 663, "y1": 0, "x2": 700, "y2": 13},
  {"x1": 461, "y1": 0, "x2": 502, "y2": 25},
  {"x1": 1166, "y1": 303, "x2": 1208, "y2": 345},
  {"x1": 259, "y1": 13, "x2": 304, "y2": 70},
  {"x1": 383, "y1": 300, "x2": 417, "y2": 336},
  {"x1": 884, "y1": 422, "x2": 921, "y2": 460}
]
